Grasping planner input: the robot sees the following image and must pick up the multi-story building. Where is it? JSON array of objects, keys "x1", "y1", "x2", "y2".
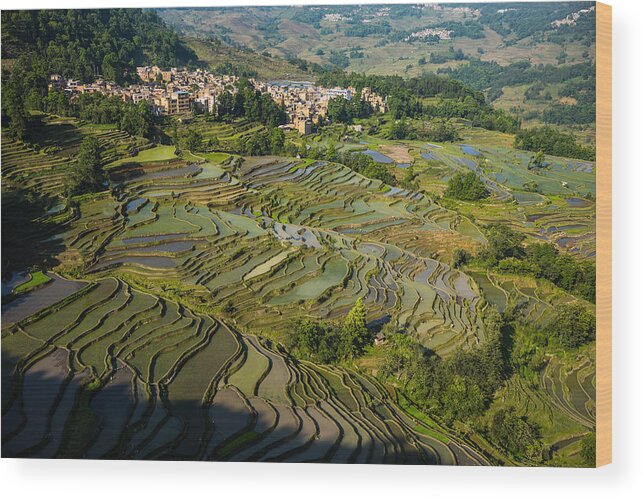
[
  {"x1": 49, "y1": 67, "x2": 385, "y2": 130},
  {"x1": 294, "y1": 116, "x2": 313, "y2": 135},
  {"x1": 155, "y1": 90, "x2": 191, "y2": 115}
]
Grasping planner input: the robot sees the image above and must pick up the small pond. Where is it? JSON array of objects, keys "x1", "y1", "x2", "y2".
[
  {"x1": 357, "y1": 150, "x2": 394, "y2": 164},
  {"x1": 564, "y1": 197, "x2": 592, "y2": 208},
  {"x1": 460, "y1": 145, "x2": 481, "y2": 156}
]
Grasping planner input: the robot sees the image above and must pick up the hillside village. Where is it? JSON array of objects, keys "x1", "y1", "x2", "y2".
[{"x1": 48, "y1": 66, "x2": 387, "y2": 135}]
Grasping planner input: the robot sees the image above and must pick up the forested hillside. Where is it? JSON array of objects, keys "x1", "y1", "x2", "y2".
[{"x1": 1, "y1": 9, "x2": 197, "y2": 83}]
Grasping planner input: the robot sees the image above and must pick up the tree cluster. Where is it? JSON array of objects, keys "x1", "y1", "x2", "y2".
[
  {"x1": 67, "y1": 136, "x2": 105, "y2": 196},
  {"x1": 287, "y1": 299, "x2": 370, "y2": 363},
  {"x1": 215, "y1": 78, "x2": 287, "y2": 127},
  {"x1": 490, "y1": 407, "x2": 544, "y2": 461},
  {"x1": 326, "y1": 96, "x2": 373, "y2": 124},
  {"x1": 381, "y1": 308, "x2": 509, "y2": 424},
  {"x1": 46, "y1": 91, "x2": 155, "y2": 139},
  {"x1": 2, "y1": 9, "x2": 197, "y2": 84},
  {"x1": 480, "y1": 226, "x2": 596, "y2": 303},
  {"x1": 317, "y1": 69, "x2": 520, "y2": 134},
  {"x1": 514, "y1": 126, "x2": 595, "y2": 161},
  {"x1": 444, "y1": 172, "x2": 490, "y2": 201}
]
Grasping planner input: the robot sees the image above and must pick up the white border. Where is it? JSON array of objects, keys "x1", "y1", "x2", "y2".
[{"x1": 1, "y1": 1, "x2": 641, "y2": 497}]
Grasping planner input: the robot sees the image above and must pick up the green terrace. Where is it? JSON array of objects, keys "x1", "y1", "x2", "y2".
[{"x1": 2, "y1": 277, "x2": 488, "y2": 463}]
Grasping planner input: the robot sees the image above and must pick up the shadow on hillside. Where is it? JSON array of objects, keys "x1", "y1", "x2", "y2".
[
  {"x1": 26, "y1": 117, "x2": 83, "y2": 156},
  {"x1": 1, "y1": 348, "x2": 434, "y2": 465},
  {"x1": 1, "y1": 187, "x2": 68, "y2": 281}
]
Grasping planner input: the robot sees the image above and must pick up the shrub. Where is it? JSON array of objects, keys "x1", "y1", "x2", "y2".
[
  {"x1": 490, "y1": 407, "x2": 544, "y2": 461},
  {"x1": 549, "y1": 303, "x2": 595, "y2": 348},
  {"x1": 445, "y1": 172, "x2": 489, "y2": 201}
]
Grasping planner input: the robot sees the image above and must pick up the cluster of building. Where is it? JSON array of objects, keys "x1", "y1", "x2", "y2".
[
  {"x1": 49, "y1": 66, "x2": 386, "y2": 135},
  {"x1": 255, "y1": 80, "x2": 386, "y2": 134},
  {"x1": 406, "y1": 27, "x2": 454, "y2": 41},
  {"x1": 323, "y1": 13, "x2": 351, "y2": 22},
  {"x1": 428, "y1": 4, "x2": 480, "y2": 16},
  {"x1": 551, "y1": 5, "x2": 595, "y2": 28},
  {"x1": 49, "y1": 67, "x2": 238, "y2": 117}
]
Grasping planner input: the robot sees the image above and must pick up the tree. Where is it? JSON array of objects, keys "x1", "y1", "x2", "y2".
[
  {"x1": 182, "y1": 128, "x2": 203, "y2": 152},
  {"x1": 341, "y1": 298, "x2": 369, "y2": 359},
  {"x1": 452, "y1": 248, "x2": 470, "y2": 268},
  {"x1": 288, "y1": 318, "x2": 341, "y2": 364},
  {"x1": 325, "y1": 143, "x2": 338, "y2": 162},
  {"x1": 268, "y1": 127, "x2": 285, "y2": 154},
  {"x1": 514, "y1": 126, "x2": 595, "y2": 161},
  {"x1": 479, "y1": 225, "x2": 525, "y2": 264},
  {"x1": 120, "y1": 100, "x2": 153, "y2": 138},
  {"x1": 444, "y1": 172, "x2": 489, "y2": 201},
  {"x1": 580, "y1": 433, "x2": 596, "y2": 466},
  {"x1": 3, "y1": 72, "x2": 29, "y2": 140},
  {"x1": 550, "y1": 303, "x2": 595, "y2": 348},
  {"x1": 419, "y1": 119, "x2": 460, "y2": 142},
  {"x1": 528, "y1": 150, "x2": 546, "y2": 169},
  {"x1": 389, "y1": 119, "x2": 412, "y2": 140},
  {"x1": 380, "y1": 330, "x2": 422, "y2": 384},
  {"x1": 67, "y1": 136, "x2": 104, "y2": 195},
  {"x1": 327, "y1": 96, "x2": 351, "y2": 123},
  {"x1": 490, "y1": 407, "x2": 544, "y2": 461},
  {"x1": 440, "y1": 375, "x2": 485, "y2": 423}
]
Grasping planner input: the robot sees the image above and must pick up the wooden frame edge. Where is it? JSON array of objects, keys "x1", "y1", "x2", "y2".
[{"x1": 596, "y1": 1, "x2": 612, "y2": 468}]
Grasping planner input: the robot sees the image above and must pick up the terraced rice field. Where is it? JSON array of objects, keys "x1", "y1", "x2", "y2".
[
  {"x1": 2, "y1": 277, "x2": 488, "y2": 463},
  {"x1": 2, "y1": 117, "x2": 596, "y2": 465},
  {"x1": 48, "y1": 155, "x2": 488, "y2": 353}
]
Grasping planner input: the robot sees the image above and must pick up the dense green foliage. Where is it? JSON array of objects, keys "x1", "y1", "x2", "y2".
[
  {"x1": 429, "y1": 48, "x2": 467, "y2": 64},
  {"x1": 549, "y1": 303, "x2": 596, "y2": 348},
  {"x1": 317, "y1": 70, "x2": 520, "y2": 133},
  {"x1": 381, "y1": 308, "x2": 509, "y2": 424},
  {"x1": 215, "y1": 78, "x2": 287, "y2": 127},
  {"x1": 509, "y1": 302, "x2": 595, "y2": 358},
  {"x1": 344, "y1": 20, "x2": 392, "y2": 38},
  {"x1": 452, "y1": 248, "x2": 471, "y2": 269},
  {"x1": 445, "y1": 172, "x2": 489, "y2": 201},
  {"x1": 514, "y1": 126, "x2": 595, "y2": 161},
  {"x1": 481, "y1": 226, "x2": 596, "y2": 302},
  {"x1": 490, "y1": 407, "x2": 544, "y2": 460},
  {"x1": 288, "y1": 299, "x2": 370, "y2": 363},
  {"x1": 287, "y1": 318, "x2": 343, "y2": 364},
  {"x1": 477, "y1": 2, "x2": 595, "y2": 42},
  {"x1": 2, "y1": 72, "x2": 28, "y2": 140},
  {"x1": 2, "y1": 9, "x2": 197, "y2": 83},
  {"x1": 441, "y1": 59, "x2": 593, "y2": 97},
  {"x1": 386, "y1": 118, "x2": 461, "y2": 142},
  {"x1": 68, "y1": 136, "x2": 105, "y2": 195},
  {"x1": 543, "y1": 76, "x2": 596, "y2": 125},
  {"x1": 441, "y1": 60, "x2": 595, "y2": 125},
  {"x1": 580, "y1": 432, "x2": 596, "y2": 466},
  {"x1": 341, "y1": 298, "x2": 369, "y2": 359},
  {"x1": 326, "y1": 96, "x2": 373, "y2": 123},
  {"x1": 46, "y1": 91, "x2": 155, "y2": 138},
  {"x1": 1, "y1": 9, "x2": 195, "y2": 141}
]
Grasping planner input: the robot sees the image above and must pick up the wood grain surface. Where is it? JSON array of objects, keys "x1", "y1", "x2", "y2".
[{"x1": 596, "y1": 1, "x2": 612, "y2": 468}]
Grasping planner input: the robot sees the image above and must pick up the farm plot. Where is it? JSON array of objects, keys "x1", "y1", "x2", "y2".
[{"x1": 2, "y1": 282, "x2": 482, "y2": 464}]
